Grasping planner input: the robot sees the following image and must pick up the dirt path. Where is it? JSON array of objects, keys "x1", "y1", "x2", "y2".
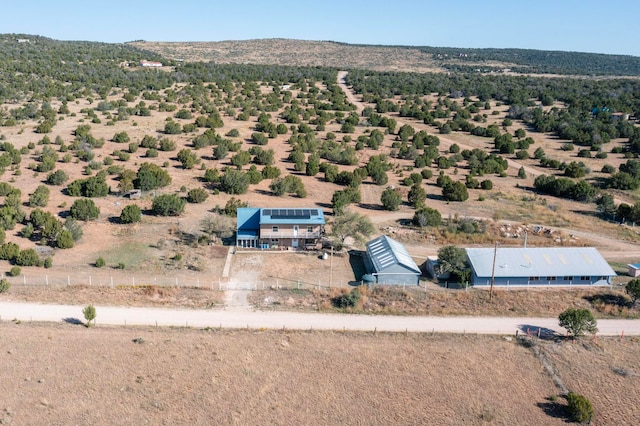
[{"x1": 1, "y1": 301, "x2": 639, "y2": 336}]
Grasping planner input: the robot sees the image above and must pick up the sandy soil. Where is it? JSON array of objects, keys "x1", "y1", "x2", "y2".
[{"x1": 0, "y1": 322, "x2": 636, "y2": 425}]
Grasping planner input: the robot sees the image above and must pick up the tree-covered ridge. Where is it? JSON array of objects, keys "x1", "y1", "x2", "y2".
[
  {"x1": 427, "y1": 47, "x2": 640, "y2": 76},
  {"x1": 0, "y1": 34, "x2": 170, "y2": 102},
  {"x1": 0, "y1": 34, "x2": 340, "y2": 104}
]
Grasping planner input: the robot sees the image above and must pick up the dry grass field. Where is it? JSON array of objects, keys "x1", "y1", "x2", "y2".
[{"x1": 1, "y1": 322, "x2": 637, "y2": 425}]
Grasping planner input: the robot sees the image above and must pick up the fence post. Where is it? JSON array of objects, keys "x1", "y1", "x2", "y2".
[
  {"x1": 132, "y1": 276, "x2": 135, "y2": 286},
  {"x1": 197, "y1": 278, "x2": 200, "y2": 288},
  {"x1": 67, "y1": 276, "x2": 70, "y2": 286},
  {"x1": 89, "y1": 276, "x2": 92, "y2": 286},
  {"x1": 45, "y1": 275, "x2": 48, "y2": 286},
  {"x1": 110, "y1": 276, "x2": 113, "y2": 287},
  {"x1": 175, "y1": 277, "x2": 178, "y2": 287},
  {"x1": 23, "y1": 275, "x2": 26, "y2": 285}
]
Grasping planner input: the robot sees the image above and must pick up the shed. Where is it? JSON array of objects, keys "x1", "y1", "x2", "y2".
[
  {"x1": 466, "y1": 247, "x2": 616, "y2": 287},
  {"x1": 364, "y1": 235, "x2": 421, "y2": 285},
  {"x1": 628, "y1": 263, "x2": 640, "y2": 277}
]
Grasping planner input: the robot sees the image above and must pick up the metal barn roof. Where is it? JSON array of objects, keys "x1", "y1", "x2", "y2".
[
  {"x1": 366, "y1": 235, "x2": 420, "y2": 274},
  {"x1": 466, "y1": 247, "x2": 616, "y2": 278}
]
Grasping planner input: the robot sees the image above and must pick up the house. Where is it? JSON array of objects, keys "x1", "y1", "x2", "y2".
[
  {"x1": 139, "y1": 60, "x2": 163, "y2": 67},
  {"x1": 363, "y1": 235, "x2": 421, "y2": 285},
  {"x1": 466, "y1": 247, "x2": 616, "y2": 287},
  {"x1": 236, "y1": 207, "x2": 325, "y2": 249}
]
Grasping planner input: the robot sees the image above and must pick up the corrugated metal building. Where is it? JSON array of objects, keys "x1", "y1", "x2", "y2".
[
  {"x1": 466, "y1": 247, "x2": 616, "y2": 287},
  {"x1": 364, "y1": 235, "x2": 421, "y2": 285}
]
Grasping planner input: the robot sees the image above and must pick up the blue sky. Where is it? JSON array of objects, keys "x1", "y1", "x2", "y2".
[{"x1": 4, "y1": 0, "x2": 639, "y2": 56}]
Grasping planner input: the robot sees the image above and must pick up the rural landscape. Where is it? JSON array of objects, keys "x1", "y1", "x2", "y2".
[{"x1": 1, "y1": 34, "x2": 640, "y2": 424}]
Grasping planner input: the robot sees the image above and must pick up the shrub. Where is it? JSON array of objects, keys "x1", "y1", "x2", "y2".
[
  {"x1": 413, "y1": 207, "x2": 442, "y2": 227},
  {"x1": 120, "y1": 204, "x2": 142, "y2": 224},
  {"x1": 187, "y1": 188, "x2": 209, "y2": 203},
  {"x1": 8, "y1": 266, "x2": 21, "y2": 277},
  {"x1": 95, "y1": 257, "x2": 106, "y2": 268},
  {"x1": 151, "y1": 194, "x2": 186, "y2": 216},
  {"x1": 70, "y1": 198, "x2": 100, "y2": 221},
  {"x1": 332, "y1": 288, "x2": 361, "y2": 308},
  {"x1": 0, "y1": 278, "x2": 10, "y2": 293},
  {"x1": 56, "y1": 229, "x2": 75, "y2": 249},
  {"x1": 43, "y1": 257, "x2": 52, "y2": 268},
  {"x1": 566, "y1": 392, "x2": 594, "y2": 423},
  {"x1": 16, "y1": 249, "x2": 39, "y2": 267},
  {"x1": 381, "y1": 187, "x2": 402, "y2": 211},
  {"x1": 46, "y1": 169, "x2": 69, "y2": 185}
]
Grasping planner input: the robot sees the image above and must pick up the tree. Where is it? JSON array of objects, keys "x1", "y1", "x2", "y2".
[
  {"x1": 151, "y1": 194, "x2": 186, "y2": 216},
  {"x1": 381, "y1": 187, "x2": 402, "y2": 211},
  {"x1": 437, "y1": 245, "x2": 470, "y2": 283},
  {"x1": 135, "y1": 163, "x2": 171, "y2": 191},
  {"x1": 70, "y1": 198, "x2": 100, "y2": 221},
  {"x1": 29, "y1": 185, "x2": 50, "y2": 207},
  {"x1": 330, "y1": 211, "x2": 375, "y2": 247},
  {"x1": 442, "y1": 181, "x2": 469, "y2": 202},
  {"x1": 56, "y1": 229, "x2": 75, "y2": 249},
  {"x1": 83, "y1": 304, "x2": 96, "y2": 327},
  {"x1": 177, "y1": 148, "x2": 198, "y2": 169},
  {"x1": 517, "y1": 166, "x2": 527, "y2": 179},
  {"x1": 558, "y1": 308, "x2": 598, "y2": 338},
  {"x1": 413, "y1": 207, "x2": 442, "y2": 227},
  {"x1": 626, "y1": 278, "x2": 640, "y2": 306},
  {"x1": 407, "y1": 184, "x2": 426, "y2": 208},
  {"x1": 220, "y1": 169, "x2": 250, "y2": 195},
  {"x1": 120, "y1": 204, "x2": 142, "y2": 224},
  {"x1": 269, "y1": 175, "x2": 306, "y2": 197},
  {"x1": 331, "y1": 188, "x2": 361, "y2": 215}
]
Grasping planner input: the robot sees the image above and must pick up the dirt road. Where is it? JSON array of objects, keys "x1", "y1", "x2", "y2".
[{"x1": 1, "y1": 301, "x2": 638, "y2": 336}]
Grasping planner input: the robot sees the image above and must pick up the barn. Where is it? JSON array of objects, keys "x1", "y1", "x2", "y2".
[
  {"x1": 364, "y1": 235, "x2": 421, "y2": 285},
  {"x1": 466, "y1": 247, "x2": 616, "y2": 287}
]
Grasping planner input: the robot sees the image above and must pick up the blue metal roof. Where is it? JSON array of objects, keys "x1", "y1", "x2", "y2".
[
  {"x1": 259, "y1": 208, "x2": 325, "y2": 225},
  {"x1": 466, "y1": 247, "x2": 616, "y2": 278},
  {"x1": 236, "y1": 208, "x2": 260, "y2": 232},
  {"x1": 366, "y1": 235, "x2": 421, "y2": 274}
]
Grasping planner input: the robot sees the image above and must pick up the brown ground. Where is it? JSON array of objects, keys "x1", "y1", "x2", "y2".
[{"x1": 2, "y1": 322, "x2": 636, "y2": 425}]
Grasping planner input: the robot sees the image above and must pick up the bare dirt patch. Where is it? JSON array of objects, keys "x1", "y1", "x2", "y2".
[{"x1": 0, "y1": 322, "x2": 602, "y2": 425}]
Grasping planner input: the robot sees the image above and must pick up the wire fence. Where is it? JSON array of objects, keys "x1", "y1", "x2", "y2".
[{"x1": 2, "y1": 271, "x2": 435, "y2": 293}]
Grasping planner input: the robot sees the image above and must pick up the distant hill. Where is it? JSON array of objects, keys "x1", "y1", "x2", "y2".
[{"x1": 129, "y1": 39, "x2": 640, "y2": 77}]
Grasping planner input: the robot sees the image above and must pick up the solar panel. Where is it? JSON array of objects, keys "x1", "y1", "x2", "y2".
[
  {"x1": 263, "y1": 209, "x2": 271, "y2": 216},
  {"x1": 310, "y1": 209, "x2": 318, "y2": 216}
]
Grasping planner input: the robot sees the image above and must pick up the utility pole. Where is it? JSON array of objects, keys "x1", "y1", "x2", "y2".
[{"x1": 490, "y1": 241, "x2": 498, "y2": 301}]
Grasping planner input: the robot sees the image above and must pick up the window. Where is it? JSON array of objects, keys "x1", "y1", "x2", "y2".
[
  {"x1": 580, "y1": 276, "x2": 590, "y2": 281},
  {"x1": 546, "y1": 276, "x2": 557, "y2": 281},
  {"x1": 563, "y1": 276, "x2": 573, "y2": 281},
  {"x1": 529, "y1": 276, "x2": 540, "y2": 281},
  {"x1": 270, "y1": 239, "x2": 279, "y2": 244},
  {"x1": 307, "y1": 226, "x2": 313, "y2": 233},
  {"x1": 272, "y1": 226, "x2": 279, "y2": 233}
]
